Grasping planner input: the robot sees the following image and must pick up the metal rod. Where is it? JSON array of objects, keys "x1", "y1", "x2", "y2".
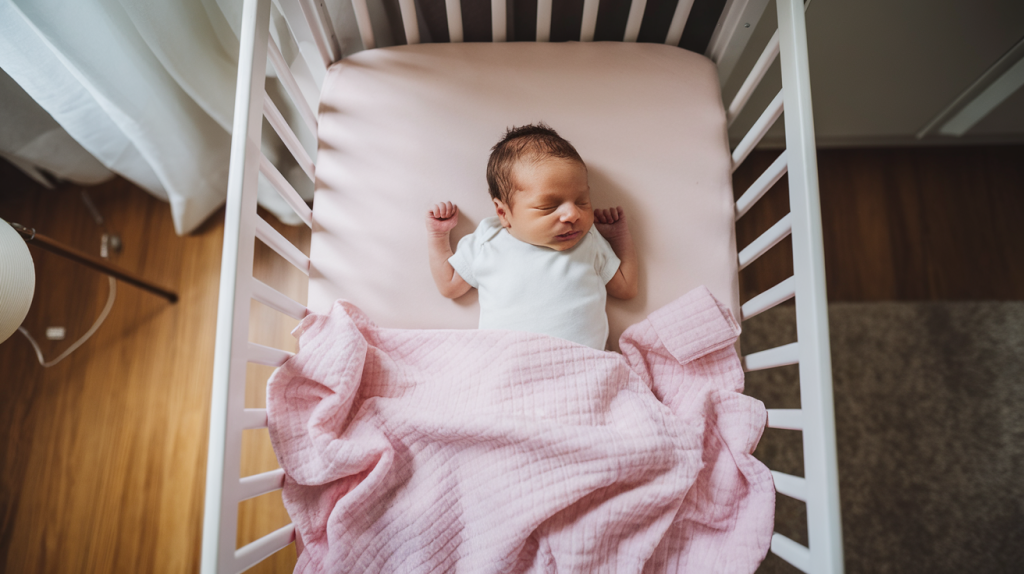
[{"x1": 11, "y1": 223, "x2": 178, "y2": 303}]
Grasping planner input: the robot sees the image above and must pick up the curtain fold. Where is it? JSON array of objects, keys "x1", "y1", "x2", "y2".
[
  {"x1": 0, "y1": 0, "x2": 313, "y2": 235},
  {"x1": 0, "y1": 66, "x2": 114, "y2": 187}
]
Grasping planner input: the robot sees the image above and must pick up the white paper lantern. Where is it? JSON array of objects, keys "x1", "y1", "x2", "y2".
[{"x1": 0, "y1": 219, "x2": 35, "y2": 342}]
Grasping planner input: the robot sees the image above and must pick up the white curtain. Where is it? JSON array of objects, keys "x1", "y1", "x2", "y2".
[
  {"x1": 0, "y1": 0, "x2": 314, "y2": 234},
  {"x1": 0, "y1": 66, "x2": 114, "y2": 187}
]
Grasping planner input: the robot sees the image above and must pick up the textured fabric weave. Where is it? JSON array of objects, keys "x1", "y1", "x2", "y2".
[{"x1": 268, "y1": 286, "x2": 773, "y2": 573}]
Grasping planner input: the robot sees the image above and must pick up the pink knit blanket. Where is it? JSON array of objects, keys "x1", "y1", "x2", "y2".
[{"x1": 267, "y1": 286, "x2": 774, "y2": 573}]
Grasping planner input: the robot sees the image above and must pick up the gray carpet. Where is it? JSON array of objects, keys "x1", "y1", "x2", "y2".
[{"x1": 741, "y1": 302, "x2": 1024, "y2": 574}]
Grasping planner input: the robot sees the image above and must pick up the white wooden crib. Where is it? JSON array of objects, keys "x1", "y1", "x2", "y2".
[{"x1": 201, "y1": 0, "x2": 843, "y2": 572}]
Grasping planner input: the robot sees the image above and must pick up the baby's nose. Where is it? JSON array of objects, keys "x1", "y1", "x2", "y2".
[{"x1": 559, "y1": 204, "x2": 581, "y2": 223}]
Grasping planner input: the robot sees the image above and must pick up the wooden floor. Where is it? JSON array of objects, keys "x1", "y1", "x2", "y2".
[
  {"x1": 734, "y1": 145, "x2": 1024, "y2": 302},
  {"x1": 0, "y1": 145, "x2": 1021, "y2": 573}
]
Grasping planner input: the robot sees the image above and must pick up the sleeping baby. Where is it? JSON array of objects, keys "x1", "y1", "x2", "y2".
[{"x1": 425, "y1": 123, "x2": 638, "y2": 350}]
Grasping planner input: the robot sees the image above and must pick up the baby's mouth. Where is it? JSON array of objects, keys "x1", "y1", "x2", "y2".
[{"x1": 555, "y1": 230, "x2": 581, "y2": 241}]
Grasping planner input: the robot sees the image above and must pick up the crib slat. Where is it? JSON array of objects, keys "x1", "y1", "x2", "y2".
[
  {"x1": 263, "y1": 95, "x2": 315, "y2": 181},
  {"x1": 297, "y1": 0, "x2": 335, "y2": 66},
  {"x1": 735, "y1": 150, "x2": 788, "y2": 220},
  {"x1": 580, "y1": 0, "x2": 599, "y2": 41},
  {"x1": 242, "y1": 408, "x2": 268, "y2": 429},
  {"x1": 238, "y1": 468, "x2": 286, "y2": 502},
  {"x1": 251, "y1": 277, "x2": 309, "y2": 320},
  {"x1": 738, "y1": 213, "x2": 791, "y2": 270},
  {"x1": 234, "y1": 523, "x2": 296, "y2": 573},
  {"x1": 267, "y1": 37, "x2": 318, "y2": 137},
  {"x1": 664, "y1": 0, "x2": 694, "y2": 46},
  {"x1": 275, "y1": 0, "x2": 332, "y2": 70},
  {"x1": 258, "y1": 154, "x2": 313, "y2": 228},
  {"x1": 771, "y1": 532, "x2": 812, "y2": 573},
  {"x1": 727, "y1": 30, "x2": 781, "y2": 127},
  {"x1": 492, "y1": 0, "x2": 507, "y2": 41},
  {"x1": 398, "y1": 0, "x2": 420, "y2": 44},
  {"x1": 706, "y1": 0, "x2": 772, "y2": 87},
  {"x1": 772, "y1": 470, "x2": 807, "y2": 502},
  {"x1": 623, "y1": 0, "x2": 647, "y2": 42},
  {"x1": 255, "y1": 215, "x2": 310, "y2": 275},
  {"x1": 742, "y1": 342, "x2": 799, "y2": 371},
  {"x1": 351, "y1": 0, "x2": 376, "y2": 49},
  {"x1": 741, "y1": 276, "x2": 795, "y2": 321},
  {"x1": 536, "y1": 0, "x2": 552, "y2": 41},
  {"x1": 312, "y1": 0, "x2": 342, "y2": 61},
  {"x1": 732, "y1": 91, "x2": 784, "y2": 172},
  {"x1": 767, "y1": 409, "x2": 804, "y2": 431},
  {"x1": 247, "y1": 342, "x2": 294, "y2": 367},
  {"x1": 445, "y1": 0, "x2": 463, "y2": 42}
]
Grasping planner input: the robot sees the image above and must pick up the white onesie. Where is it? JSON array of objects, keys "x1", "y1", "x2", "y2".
[{"x1": 448, "y1": 216, "x2": 621, "y2": 350}]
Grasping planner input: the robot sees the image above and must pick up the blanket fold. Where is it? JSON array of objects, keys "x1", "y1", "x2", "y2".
[{"x1": 268, "y1": 286, "x2": 773, "y2": 573}]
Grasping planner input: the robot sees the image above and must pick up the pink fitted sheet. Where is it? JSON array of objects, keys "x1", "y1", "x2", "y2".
[{"x1": 309, "y1": 41, "x2": 738, "y2": 350}]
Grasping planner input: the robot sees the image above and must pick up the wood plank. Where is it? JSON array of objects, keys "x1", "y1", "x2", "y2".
[{"x1": 732, "y1": 145, "x2": 1024, "y2": 302}]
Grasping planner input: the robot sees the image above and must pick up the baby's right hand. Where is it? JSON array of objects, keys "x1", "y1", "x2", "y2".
[{"x1": 426, "y1": 201, "x2": 459, "y2": 236}]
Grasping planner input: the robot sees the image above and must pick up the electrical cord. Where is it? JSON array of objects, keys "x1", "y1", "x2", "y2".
[
  {"x1": 18, "y1": 277, "x2": 116, "y2": 368},
  {"x1": 17, "y1": 204, "x2": 119, "y2": 368}
]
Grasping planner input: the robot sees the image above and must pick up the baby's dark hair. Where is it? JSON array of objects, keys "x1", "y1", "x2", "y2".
[{"x1": 486, "y1": 123, "x2": 584, "y2": 206}]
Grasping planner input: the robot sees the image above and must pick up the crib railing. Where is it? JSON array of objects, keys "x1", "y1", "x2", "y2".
[
  {"x1": 201, "y1": 0, "x2": 334, "y2": 572},
  {"x1": 724, "y1": 1, "x2": 844, "y2": 573},
  {"x1": 201, "y1": 0, "x2": 843, "y2": 573}
]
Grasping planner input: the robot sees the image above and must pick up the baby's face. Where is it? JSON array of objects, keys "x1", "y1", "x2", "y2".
[{"x1": 493, "y1": 158, "x2": 594, "y2": 251}]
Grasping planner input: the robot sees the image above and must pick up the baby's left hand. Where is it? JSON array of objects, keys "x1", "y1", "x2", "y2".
[{"x1": 594, "y1": 206, "x2": 629, "y2": 239}]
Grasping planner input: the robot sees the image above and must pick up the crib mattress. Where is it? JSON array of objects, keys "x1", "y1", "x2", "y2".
[{"x1": 309, "y1": 41, "x2": 738, "y2": 349}]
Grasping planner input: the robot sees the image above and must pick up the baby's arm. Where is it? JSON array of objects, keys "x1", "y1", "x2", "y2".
[
  {"x1": 594, "y1": 206, "x2": 638, "y2": 300},
  {"x1": 426, "y1": 201, "x2": 472, "y2": 299}
]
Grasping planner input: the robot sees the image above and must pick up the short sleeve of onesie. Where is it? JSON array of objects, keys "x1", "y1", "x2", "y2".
[
  {"x1": 448, "y1": 218, "x2": 502, "y2": 288},
  {"x1": 592, "y1": 230, "x2": 621, "y2": 285}
]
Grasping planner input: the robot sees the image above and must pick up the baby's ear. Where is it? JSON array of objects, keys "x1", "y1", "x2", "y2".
[{"x1": 492, "y1": 198, "x2": 512, "y2": 228}]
